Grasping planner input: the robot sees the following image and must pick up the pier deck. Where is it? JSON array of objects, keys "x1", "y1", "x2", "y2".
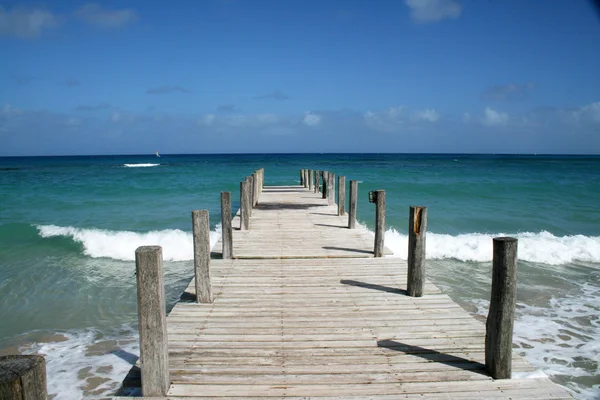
[{"x1": 116, "y1": 184, "x2": 571, "y2": 399}]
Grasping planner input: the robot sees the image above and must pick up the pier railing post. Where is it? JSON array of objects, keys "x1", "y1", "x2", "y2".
[
  {"x1": 322, "y1": 170, "x2": 328, "y2": 199},
  {"x1": 240, "y1": 180, "x2": 249, "y2": 230},
  {"x1": 338, "y1": 176, "x2": 346, "y2": 216},
  {"x1": 309, "y1": 170, "x2": 313, "y2": 191},
  {"x1": 315, "y1": 170, "x2": 320, "y2": 194},
  {"x1": 247, "y1": 175, "x2": 254, "y2": 216},
  {"x1": 192, "y1": 210, "x2": 213, "y2": 303},
  {"x1": 221, "y1": 192, "x2": 232, "y2": 259},
  {"x1": 135, "y1": 245, "x2": 170, "y2": 396},
  {"x1": 253, "y1": 171, "x2": 259, "y2": 207},
  {"x1": 300, "y1": 169, "x2": 304, "y2": 186},
  {"x1": 0, "y1": 355, "x2": 48, "y2": 400},
  {"x1": 328, "y1": 172, "x2": 335, "y2": 206},
  {"x1": 485, "y1": 237, "x2": 518, "y2": 379},
  {"x1": 348, "y1": 180, "x2": 358, "y2": 229},
  {"x1": 407, "y1": 206, "x2": 427, "y2": 297},
  {"x1": 373, "y1": 190, "x2": 385, "y2": 257},
  {"x1": 306, "y1": 169, "x2": 310, "y2": 188}
]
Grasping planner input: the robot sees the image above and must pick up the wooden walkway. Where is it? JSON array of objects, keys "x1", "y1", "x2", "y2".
[{"x1": 116, "y1": 185, "x2": 571, "y2": 399}]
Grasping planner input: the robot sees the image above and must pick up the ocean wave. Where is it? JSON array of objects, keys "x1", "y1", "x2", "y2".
[
  {"x1": 36, "y1": 225, "x2": 221, "y2": 261},
  {"x1": 123, "y1": 163, "x2": 159, "y2": 168},
  {"x1": 384, "y1": 229, "x2": 600, "y2": 265},
  {"x1": 474, "y1": 282, "x2": 600, "y2": 399},
  {"x1": 20, "y1": 326, "x2": 139, "y2": 399}
]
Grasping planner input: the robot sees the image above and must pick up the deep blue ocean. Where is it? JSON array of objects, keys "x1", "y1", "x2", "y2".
[{"x1": 0, "y1": 154, "x2": 598, "y2": 399}]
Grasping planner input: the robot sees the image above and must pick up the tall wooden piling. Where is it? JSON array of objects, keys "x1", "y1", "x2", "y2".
[
  {"x1": 0, "y1": 355, "x2": 48, "y2": 400},
  {"x1": 338, "y1": 176, "x2": 346, "y2": 216},
  {"x1": 247, "y1": 176, "x2": 254, "y2": 217},
  {"x1": 135, "y1": 246, "x2": 170, "y2": 396},
  {"x1": 253, "y1": 171, "x2": 259, "y2": 207},
  {"x1": 192, "y1": 210, "x2": 212, "y2": 303},
  {"x1": 300, "y1": 169, "x2": 304, "y2": 186},
  {"x1": 221, "y1": 192, "x2": 232, "y2": 259},
  {"x1": 407, "y1": 206, "x2": 428, "y2": 297},
  {"x1": 322, "y1": 170, "x2": 328, "y2": 199},
  {"x1": 486, "y1": 237, "x2": 518, "y2": 379},
  {"x1": 315, "y1": 170, "x2": 320, "y2": 193},
  {"x1": 374, "y1": 190, "x2": 386, "y2": 257},
  {"x1": 309, "y1": 170, "x2": 313, "y2": 191},
  {"x1": 348, "y1": 180, "x2": 358, "y2": 229},
  {"x1": 328, "y1": 172, "x2": 335, "y2": 206},
  {"x1": 240, "y1": 181, "x2": 249, "y2": 230}
]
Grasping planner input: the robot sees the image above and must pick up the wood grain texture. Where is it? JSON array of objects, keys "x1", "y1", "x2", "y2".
[
  {"x1": 135, "y1": 246, "x2": 170, "y2": 396},
  {"x1": 0, "y1": 355, "x2": 47, "y2": 400},
  {"x1": 486, "y1": 237, "x2": 518, "y2": 379},
  {"x1": 348, "y1": 180, "x2": 358, "y2": 229},
  {"x1": 374, "y1": 190, "x2": 385, "y2": 257},
  {"x1": 117, "y1": 179, "x2": 570, "y2": 400},
  {"x1": 221, "y1": 192, "x2": 232, "y2": 259},
  {"x1": 407, "y1": 206, "x2": 427, "y2": 297},
  {"x1": 192, "y1": 211, "x2": 212, "y2": 303}
]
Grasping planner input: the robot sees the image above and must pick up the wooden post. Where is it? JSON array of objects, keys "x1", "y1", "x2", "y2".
[
  {"x1": 348, "y1": 180, "x2": 358, "y2": 229},
  {"x1": 338, "y1": 176, "x2": 346, "y2": 216},
  {"x1": 315, "y1": 170, "x2": 320, "y2": 194},
  {"x1": 135, "y1": 246, "x2": 170, "y2": 396},
  {"x1": 374, "y1": 190, "x2": 385, "y2": 257},
  {"x1": 407, "y1": 206, "x2": 428, "y2": 297},
  {"x1": 300, "y1": 169, "x2": 304, "y2": 186},
  {"x1": 328, "y1": 172, "x2": 335, "y2": 206},
  {"x1": 309, "y1": 170, "x2": 313, "y2": 191},
  {"x1": 240, "y1": 181, "x2": 249, "y2": 230},
  {"x1": 253, "y1": 171, "x2": 259, "y2": 207},
  {"x1": 322, "y1": 170, "x2": 328, "y2": 199},
  {"x1": 259, "y1": 168, "x2": 264, "y2": 193},
  {"x1": 247, "y1": 175, "x2": 254, "y2": 216},
  {"x1": 0, "y1": 355, "x2": 48, "y2": 400},
  {"x1": 486, "y1": 237, "x2": 518, "y2": 379},
  {"x1": 192, "y1": 210, "x2": 212, "y2": 303},
  {"x1": 221, "y1": 192, "x2": 232, "y2": 259}
]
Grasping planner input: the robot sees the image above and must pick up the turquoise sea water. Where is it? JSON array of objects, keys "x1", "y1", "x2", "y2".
[{"x1": 0, "y1": 154, "x2": 598, "y2": 399}]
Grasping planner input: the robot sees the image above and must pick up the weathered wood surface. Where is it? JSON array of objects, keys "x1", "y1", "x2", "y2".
[
  {"x1": 0, "y1": 355, "x2": 47, "y2": 400},
  {"x1": 214, "y1": 186, "x2": 392, "y2": 259},
  {"x1": 135, "y1": 246, "x2": 170, "y2": 396},
  {"x1": 116, "y1": 184, "x2": 570, "y2": 399}
]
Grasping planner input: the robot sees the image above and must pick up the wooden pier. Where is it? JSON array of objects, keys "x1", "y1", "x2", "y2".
[{"x1": 113, "y1": 171, "x2": 571, "y2": 399}]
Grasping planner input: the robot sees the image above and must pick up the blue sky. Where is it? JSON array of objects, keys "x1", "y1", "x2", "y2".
[{"x1": 1, "y1": 0, "x2": 599, "y2": 155}]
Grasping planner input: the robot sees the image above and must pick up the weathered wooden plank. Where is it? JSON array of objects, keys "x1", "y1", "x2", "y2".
[{"x1": 119, "y1": 180, "x2": 570, "y2": 400}]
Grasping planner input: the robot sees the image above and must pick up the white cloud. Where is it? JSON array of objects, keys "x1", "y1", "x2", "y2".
[
  {"x1": 575, "y1": 102, "x2": 600, "y2": 123},
  {"x1": 364, "y1": 106, "x2": 440, "y2": 132},
  {"x1": 75, "y1": 3, "x2": 137, "y2": 28},
  {"x1": 0, "y1": 6, "x2": 59, "y2": 38},
  {"x1": 198, "y1": 113, "x2": 279, "y2": 129},
  {"x1": 414, "y1": 108, "x2": 439, "y2": 122},
  {"x1": 2, "y1": 103, "x2": 23, "y2": 116},
  {"x1": 65, "y1": 117, "x2": 81, "y2": 127},
  {"x1": 199, "y1": 114, "x2": 216, "y2": 126},
  {"x1": 303, "y1": 112, "x2": 322, "y2": 127},
  {"x1": 110, "y1": 111, "x2": 136, "y2": 124},
  {"x1": 405, "y1": 0, "x2": 462, "y2": 23},
  {"x1": 256, "y1": 114, "x2": 278, "y2": 124},
  {"x1": 482, "y1": 107, "x2": 509, "y2": 127}
]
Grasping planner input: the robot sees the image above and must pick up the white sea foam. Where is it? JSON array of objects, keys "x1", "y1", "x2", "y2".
[
  {"x1": 20, "y1": 326, "x2": 139, "y2": 399},
  {"x1": 384, "y1": 228, "x2": 600, "y2": 265},
  {"x1": 474, "y1": 283, "x2": 600, "y2": 399},
  {"x1": 36, "y1": 224, "x2": 221, "y2": 261},
  {"x1": 123, "y1": 163, "x2": 159, "y2": 167}
]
